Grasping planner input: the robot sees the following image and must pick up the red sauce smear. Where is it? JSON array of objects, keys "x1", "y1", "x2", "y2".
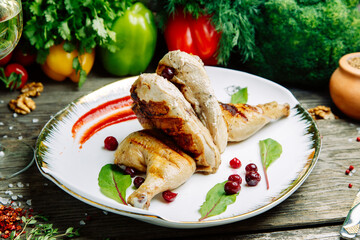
[
  {"x1": 79, "y1": 108, "x2": 137, "y2": 147},
  {"x1": 72, "y1": 96, "x2": 133, "y2": 138}
]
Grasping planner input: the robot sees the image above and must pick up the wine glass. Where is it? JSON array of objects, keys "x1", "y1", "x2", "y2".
[
  {"x1": 0, "y1": 139, "x2": 35, "y2": 180},
  {"x1": 0, "y1": 0, "x2": 22, "y2": 59},
  {"x1": 0, "y1": 0, "x2": 33, "y2": 180}
]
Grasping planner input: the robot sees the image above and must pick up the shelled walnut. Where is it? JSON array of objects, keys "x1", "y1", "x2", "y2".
[
  {"x1": 20, "y1": 82, "x2": 44, "y2": 97},
  {"x1": 8, "y1": 95, "x2": 36, "y2": 114},
  {"x1": 308, "y1": 106, "x2": 337, "y2": 120}
]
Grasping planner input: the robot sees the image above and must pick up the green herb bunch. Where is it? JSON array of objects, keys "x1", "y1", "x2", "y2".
[
  {"x1": 10, "y1": 215, "x2": 79, "y2": 240},
  {"x1": 157, "y1": 0, "x2": 263, "y2": 65},
  {"x1": 23, "y1": 0, "x2": 134, "y2": 63}
]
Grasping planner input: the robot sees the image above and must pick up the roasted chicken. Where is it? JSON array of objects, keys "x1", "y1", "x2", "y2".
[
  {"x1": 130, "y1": 73, "x2": 221, "y2": 174},
  {"x1": 156, "y1": 50, "x2": 228, "y2": 153},
  {"x1": 113, "y1": 51, "x2": 290, "y2": 209},
  {"x1": 114, "y1": 130, "x2": 196, "y2": 209}
]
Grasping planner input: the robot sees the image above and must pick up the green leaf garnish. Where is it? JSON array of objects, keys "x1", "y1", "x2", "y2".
[
  {"x1": 230, "y1": 87, "x2": 248, "y2": 104},
  {"x1": 98, "y1": 164, "x2": 132, "y2": 205},
  {"x1": 259, "y1": 138, "x2": 282, "y2": 190},
  {"x1": 199, "y1": 181, "x2": 238, "y2": 221}
]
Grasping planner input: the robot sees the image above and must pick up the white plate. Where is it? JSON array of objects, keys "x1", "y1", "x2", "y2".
[{"x1": 35, "y1": 67, "x2": 321, "y2": 229}]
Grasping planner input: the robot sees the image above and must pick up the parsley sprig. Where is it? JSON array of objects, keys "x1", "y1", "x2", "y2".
[
  {"x1": 22, "y1": 0, "x2": 134, "y2": 87},
  {"x1": 23, "y1": 0, "x2": 134, "y2": 62}
]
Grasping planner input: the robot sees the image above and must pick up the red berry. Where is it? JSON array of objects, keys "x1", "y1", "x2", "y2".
[
  {"x1": 349, "y1": 183, "x2": 353, "y2": 188},
  {"x1": 346, "y1": 169, "x2": 350, "y2": 175},
  {"x1": 224, "y1": 181, "x2": 241, "y2": 195},
  {"x1": 357, "y1": 137, "x2": 360, "y2": 142},
  {"x1": 349, "y1": 165, "x2": 355, "y2": 171},
  {"x1": 162, "y1": 190, "x2": 178, "y2": 202},
  {"x1": 228, "y1": 174, "x2": 242, "y2": 184},
  {"x1": 245, "y1": 163, "x2": 258, "y2": 172},
  {"x1": 104, "y1": 136, "x2": 118, "y2": 150},
  {"x1": 230, "y1": 157, "x2": 241, "y2": 169},
  {"x1": 245, "y1": 171, "x2": 261, "y2": 186},
  {"x1": 161, "y1": 66, "x2": 175, "y2": 80},
  {"x1": 124, "y1": 167, "x2": 136, "y2": 178},
  {"x1": 133, "y1": 176, "x2": 145, "y2": 188}
]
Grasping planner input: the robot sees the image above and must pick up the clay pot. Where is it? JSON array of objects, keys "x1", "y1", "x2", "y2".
[{"x1": 329, "y1": 53, "x2": 360, "y2": 120}]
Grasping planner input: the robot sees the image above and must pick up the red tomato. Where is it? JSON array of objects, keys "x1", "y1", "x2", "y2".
[
  {"x1": 0, "y1": 52, "x2": 13, "y2": 66},
  {"x1": 5, "y1": 63, "x2": 28, "y2": 89},
  {"x1": 12, "y1": 48, "x2": 36, "y2": 66}
]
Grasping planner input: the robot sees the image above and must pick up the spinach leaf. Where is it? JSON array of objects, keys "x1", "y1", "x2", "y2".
[
  {"x1": 259, "y1": 138, "x2": 282, "y2": 189},
  {"x1": 231, "y1": 87, "x2": 248, "y2": 104},
  {"x1": 199, "y1": 181, "x2": 238, "y2": 221},
  {"x1": 98, "y1": 164, "x2": 132, "y2": 205}
]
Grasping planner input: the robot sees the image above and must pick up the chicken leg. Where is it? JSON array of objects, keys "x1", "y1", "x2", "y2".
[
  {"x1": 221, "y1": 101, "x2": 290, "y2": 142},
  {"x1": 114, "y1": 130, "x2": 196, "y2": 209}
]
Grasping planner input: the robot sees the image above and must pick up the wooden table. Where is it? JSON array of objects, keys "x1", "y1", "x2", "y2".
[{"x1": 0, "y1": 59, "x2": 359, "y2": 239}]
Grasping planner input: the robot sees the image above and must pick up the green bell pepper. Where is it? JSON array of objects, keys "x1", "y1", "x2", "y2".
[{"x1": 100, "y1": 2, "x2": 157, "y2": 76}]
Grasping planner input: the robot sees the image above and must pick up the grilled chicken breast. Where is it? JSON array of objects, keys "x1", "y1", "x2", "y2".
[
  {"x1": 156, "y1": 50, "x2": 228, "y2": 153},
  {"x1": 221, "y1": 101, "x2": 290, "y2": 142},
  {"x1": 131, "y1": 73, "x2": 221, "y2": 174},
  {"x1": 114, "y1": 130, "x2": 196, "y2": 209}
]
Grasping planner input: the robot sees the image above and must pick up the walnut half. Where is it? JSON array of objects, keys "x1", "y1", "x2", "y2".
[
  {"x1": 9, "y1": 95, "x2": 36, "y2": 114},
  {"x1": 308, "y1": 106, "x2": 337, "y2": 120},
  {"x1": 20, "y1": 82, "x2": 44, "y2": 97}
]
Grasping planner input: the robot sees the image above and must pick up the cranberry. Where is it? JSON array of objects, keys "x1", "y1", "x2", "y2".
[
  {"x1": 224, "y1": 181, "x2": 241, "y2": 195},
  {"x1": 349, "y1": 165, "x2": 355, "y2": 171},
  {"x1": 346, "y1": 169, "x2": 350, "y2": 175},
  {"x1": 228, "y1": 174, "x2": 242, "y2": 184},
  {"x1": 161, "y1": 67, "x2": 175, "y2": 80},
  {"x1": 104, "y1": 136, "x2": 118, "y2": 151},
  {"x1": 245, "y1": 163, "x2": 258, "y2": 172},
  {"x1": 162, "y1": 190, "x2": 178, "y2": 202},
  {"x1": 357, "y1": 137, "x2": 360, "y2": 142},
  {"x1": 349, "y1": 183, "x2": 353, "y2": 188},
  {"x1": 124, "y1": 167, "x2": 136, "y2": 178},
  {"x1": 245, "y1": 171, "x2": 261, "y2": 186},
  {"x1": 229, "y1": 157, "x2": 241, "y2": 169},
  {"x1": 133, "y1": 176, "x2": 145, "y2": 188}
]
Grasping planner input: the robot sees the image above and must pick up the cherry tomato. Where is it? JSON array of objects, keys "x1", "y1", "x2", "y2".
[
  {"x1": 5, "y1": 63, "x2": 28, "y2": 89},
  {"x1": 12, "y1": 48, "x2": 36, "y2": 66},
  {"x1": 0, "y1": 52, "x2": 13, "y2": 66}
]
